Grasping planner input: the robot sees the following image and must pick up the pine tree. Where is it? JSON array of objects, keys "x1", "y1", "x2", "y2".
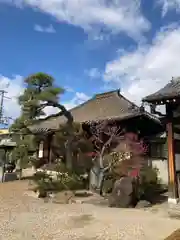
[{"x1": 10, "y1": 72, "x2": 73, "y2": 176}]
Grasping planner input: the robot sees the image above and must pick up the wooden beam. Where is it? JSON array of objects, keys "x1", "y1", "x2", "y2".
[{"x1": 166, "y1": 104, "x2": 178, "y2": 202}]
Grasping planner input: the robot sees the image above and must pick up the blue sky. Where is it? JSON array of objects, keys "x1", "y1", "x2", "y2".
[{"x1": 0, "y1": 0, "x2": 180, "y2": 120}]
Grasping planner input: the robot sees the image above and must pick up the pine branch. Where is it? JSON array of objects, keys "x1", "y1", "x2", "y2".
[{"x1": 39, "y1": 101, "x2": 73, "y2": 124}]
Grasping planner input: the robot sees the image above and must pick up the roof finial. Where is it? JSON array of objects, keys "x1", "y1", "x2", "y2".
[{"x1": 171, "y1": 76, "x2": 180, "y2": 83}]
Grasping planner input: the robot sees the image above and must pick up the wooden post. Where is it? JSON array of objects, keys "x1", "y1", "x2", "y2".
[
  {"x1": 47, "y1": 134, "x2": 53, "y2": 164},
  {"x1": 1, "y1": 149, "x2": 7, "y2": 182},
  {"x1": 166, "y1": 104, "x2": 178, "y2": 203}
]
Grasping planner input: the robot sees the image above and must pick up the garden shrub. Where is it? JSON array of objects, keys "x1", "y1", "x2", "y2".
[
  {"x1": 136, "y1": 166, "x2": 162, "y2": 202},
  {"x1": 101, "y1": 170, "x2": 119, "y2": 195},
  {"x1": 33, "y1": 163, "x2": 85, "y2": 197}
]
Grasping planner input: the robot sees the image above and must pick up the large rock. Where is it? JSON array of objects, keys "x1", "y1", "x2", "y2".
[
  {"x1": 113, "y1": 177, "x2": 133, "y2": 195},
  {"x1": 108, "y1": 177, "x2": 133, "y2": 208}
]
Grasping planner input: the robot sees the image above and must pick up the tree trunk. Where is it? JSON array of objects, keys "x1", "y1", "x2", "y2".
[
  {"x1": 98, "y1": 146, "x2": 106, "y2": 194},
  {"x1": 65, "y1": 140, "x2": 72, "y2": 170}
]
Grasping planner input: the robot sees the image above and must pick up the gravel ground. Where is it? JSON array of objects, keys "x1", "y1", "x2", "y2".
[{"x1": 0, "y1": 181, "x2": 180, "y2": 240}]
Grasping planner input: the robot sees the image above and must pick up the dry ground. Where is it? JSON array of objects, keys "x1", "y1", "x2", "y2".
[{"x1": 0, "y1": 180, "x2": 180, "y2": 240}]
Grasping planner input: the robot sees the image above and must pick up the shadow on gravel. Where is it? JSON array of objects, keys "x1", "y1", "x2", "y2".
[{"x1": 69, "y1": 214, "x2": 94, "y2": 228}]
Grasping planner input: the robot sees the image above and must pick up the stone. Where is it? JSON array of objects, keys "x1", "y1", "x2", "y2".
[
  {"x1": 24, "y1": 190, "x2": 39, "y2": 198},
  {"x1": 52, "y1": 191, "x2": 75, "y2": 204},
  {"x1": 3, "y1": 172, "x2": 18, "y2": 182},
  {"x1": 108, "y1": 177, "x2": 133, "y2": 208},
  {"x1": 135, "y1": 200, "x2": 152, "y2": 209}
]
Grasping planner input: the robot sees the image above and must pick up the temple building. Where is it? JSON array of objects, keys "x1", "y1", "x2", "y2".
[{"x1": 30, "y1": 89, "x2": 163, "y2": 165}]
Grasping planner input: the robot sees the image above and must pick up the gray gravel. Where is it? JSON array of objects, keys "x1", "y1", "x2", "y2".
[{"x1": 0, "y1": 181, "x2": 180, "y2": 240}]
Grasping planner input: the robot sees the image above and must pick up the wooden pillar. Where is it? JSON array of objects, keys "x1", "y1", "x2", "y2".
[
  {"x1": 47, "y1": 134, "x2": 54, "y2": 164},
  {"x1": 166, "y1": 104, "x2": 178, "y2": 203}
]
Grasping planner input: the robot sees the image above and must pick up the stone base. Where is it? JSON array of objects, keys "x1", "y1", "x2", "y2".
[{"x1": 168, "y1": 197, "x2": 179, "y2": 204}]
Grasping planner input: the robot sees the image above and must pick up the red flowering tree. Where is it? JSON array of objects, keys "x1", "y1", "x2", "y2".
[{"x1": 88, "y1": 120, "x2": 148, "y2": 194}]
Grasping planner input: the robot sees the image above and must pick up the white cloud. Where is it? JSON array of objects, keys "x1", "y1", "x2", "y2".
[
  {"x1": 0, "y1": 75, "x2": 24, "y2": 122},
  {"x1": 63, "y1": 92, "x2": 90, "y2": 110},
  {"x1": 158, "y1": 0, "x2": 180, "y2": 16},
  {"x1": 64, "y1": 86, "x2": 74, "y2": 93},
  {"x1": 85, "y1": 68, "x2": 101, "y2": 79},
  {"x1": 104, "y1": 24, "x2": 180, "y2": 105},
  {"x1": 3, "y1": 0, "x2": 150, "y2": 41},
  {"x1": 34, "y1": 24, "x2": 56, "y2": 33}
]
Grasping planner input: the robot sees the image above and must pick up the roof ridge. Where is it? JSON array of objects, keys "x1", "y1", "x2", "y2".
[
  {"x1": 94, "y1": 89, "x2": 120, "y2": 99},
  {"x1": 69, "y1": 89, "x2": 120, "y2": 112},
  {"x1": 171, "y1": 76, "x2": 180, "y2": 83}
]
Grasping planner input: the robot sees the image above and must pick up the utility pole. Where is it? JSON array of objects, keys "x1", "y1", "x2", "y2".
[
  {"x1": 0, "y1": 90, "x2": 11, "y2": 126},
  {"x1": 0, "y1": 90, "x2": 6, "y2": 121}
]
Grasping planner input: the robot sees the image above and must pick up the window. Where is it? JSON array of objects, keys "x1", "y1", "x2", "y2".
[
  {"x1": 149, "y1": 142, "x2": 166, "y2": 158},
  {"x1": 175, "y1": 141, "x2": 180, "y2": 154}
]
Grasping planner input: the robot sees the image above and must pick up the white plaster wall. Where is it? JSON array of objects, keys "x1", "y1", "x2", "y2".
[
  {"x1": 175, "y1": 154, "x2": 180, "y2": 171},
  {"x1": 151, "y1": 158, "x2": 168, "y2": 184},
  {"x1": 150, "y1": 155, "x2": 180, "y2": 185},
  {"x1": 149, "y1": 132, "x2": 180, "y2": 185}
]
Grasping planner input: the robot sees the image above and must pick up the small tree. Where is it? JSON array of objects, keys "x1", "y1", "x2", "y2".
[
  {"x1": 88, "y1": 120, "x2": 123, "y2": 192},
  {"x1": 90, "y1": 120, "x2": 123, "y2": 169}
]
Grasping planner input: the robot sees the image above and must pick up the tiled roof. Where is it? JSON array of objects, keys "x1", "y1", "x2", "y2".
[
  {"x1": 143, "y1": 77, "x2": 180, "y2": 103},
  {"x1": 30, "y1": 89, "x2": 161, "y2": 133}
]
